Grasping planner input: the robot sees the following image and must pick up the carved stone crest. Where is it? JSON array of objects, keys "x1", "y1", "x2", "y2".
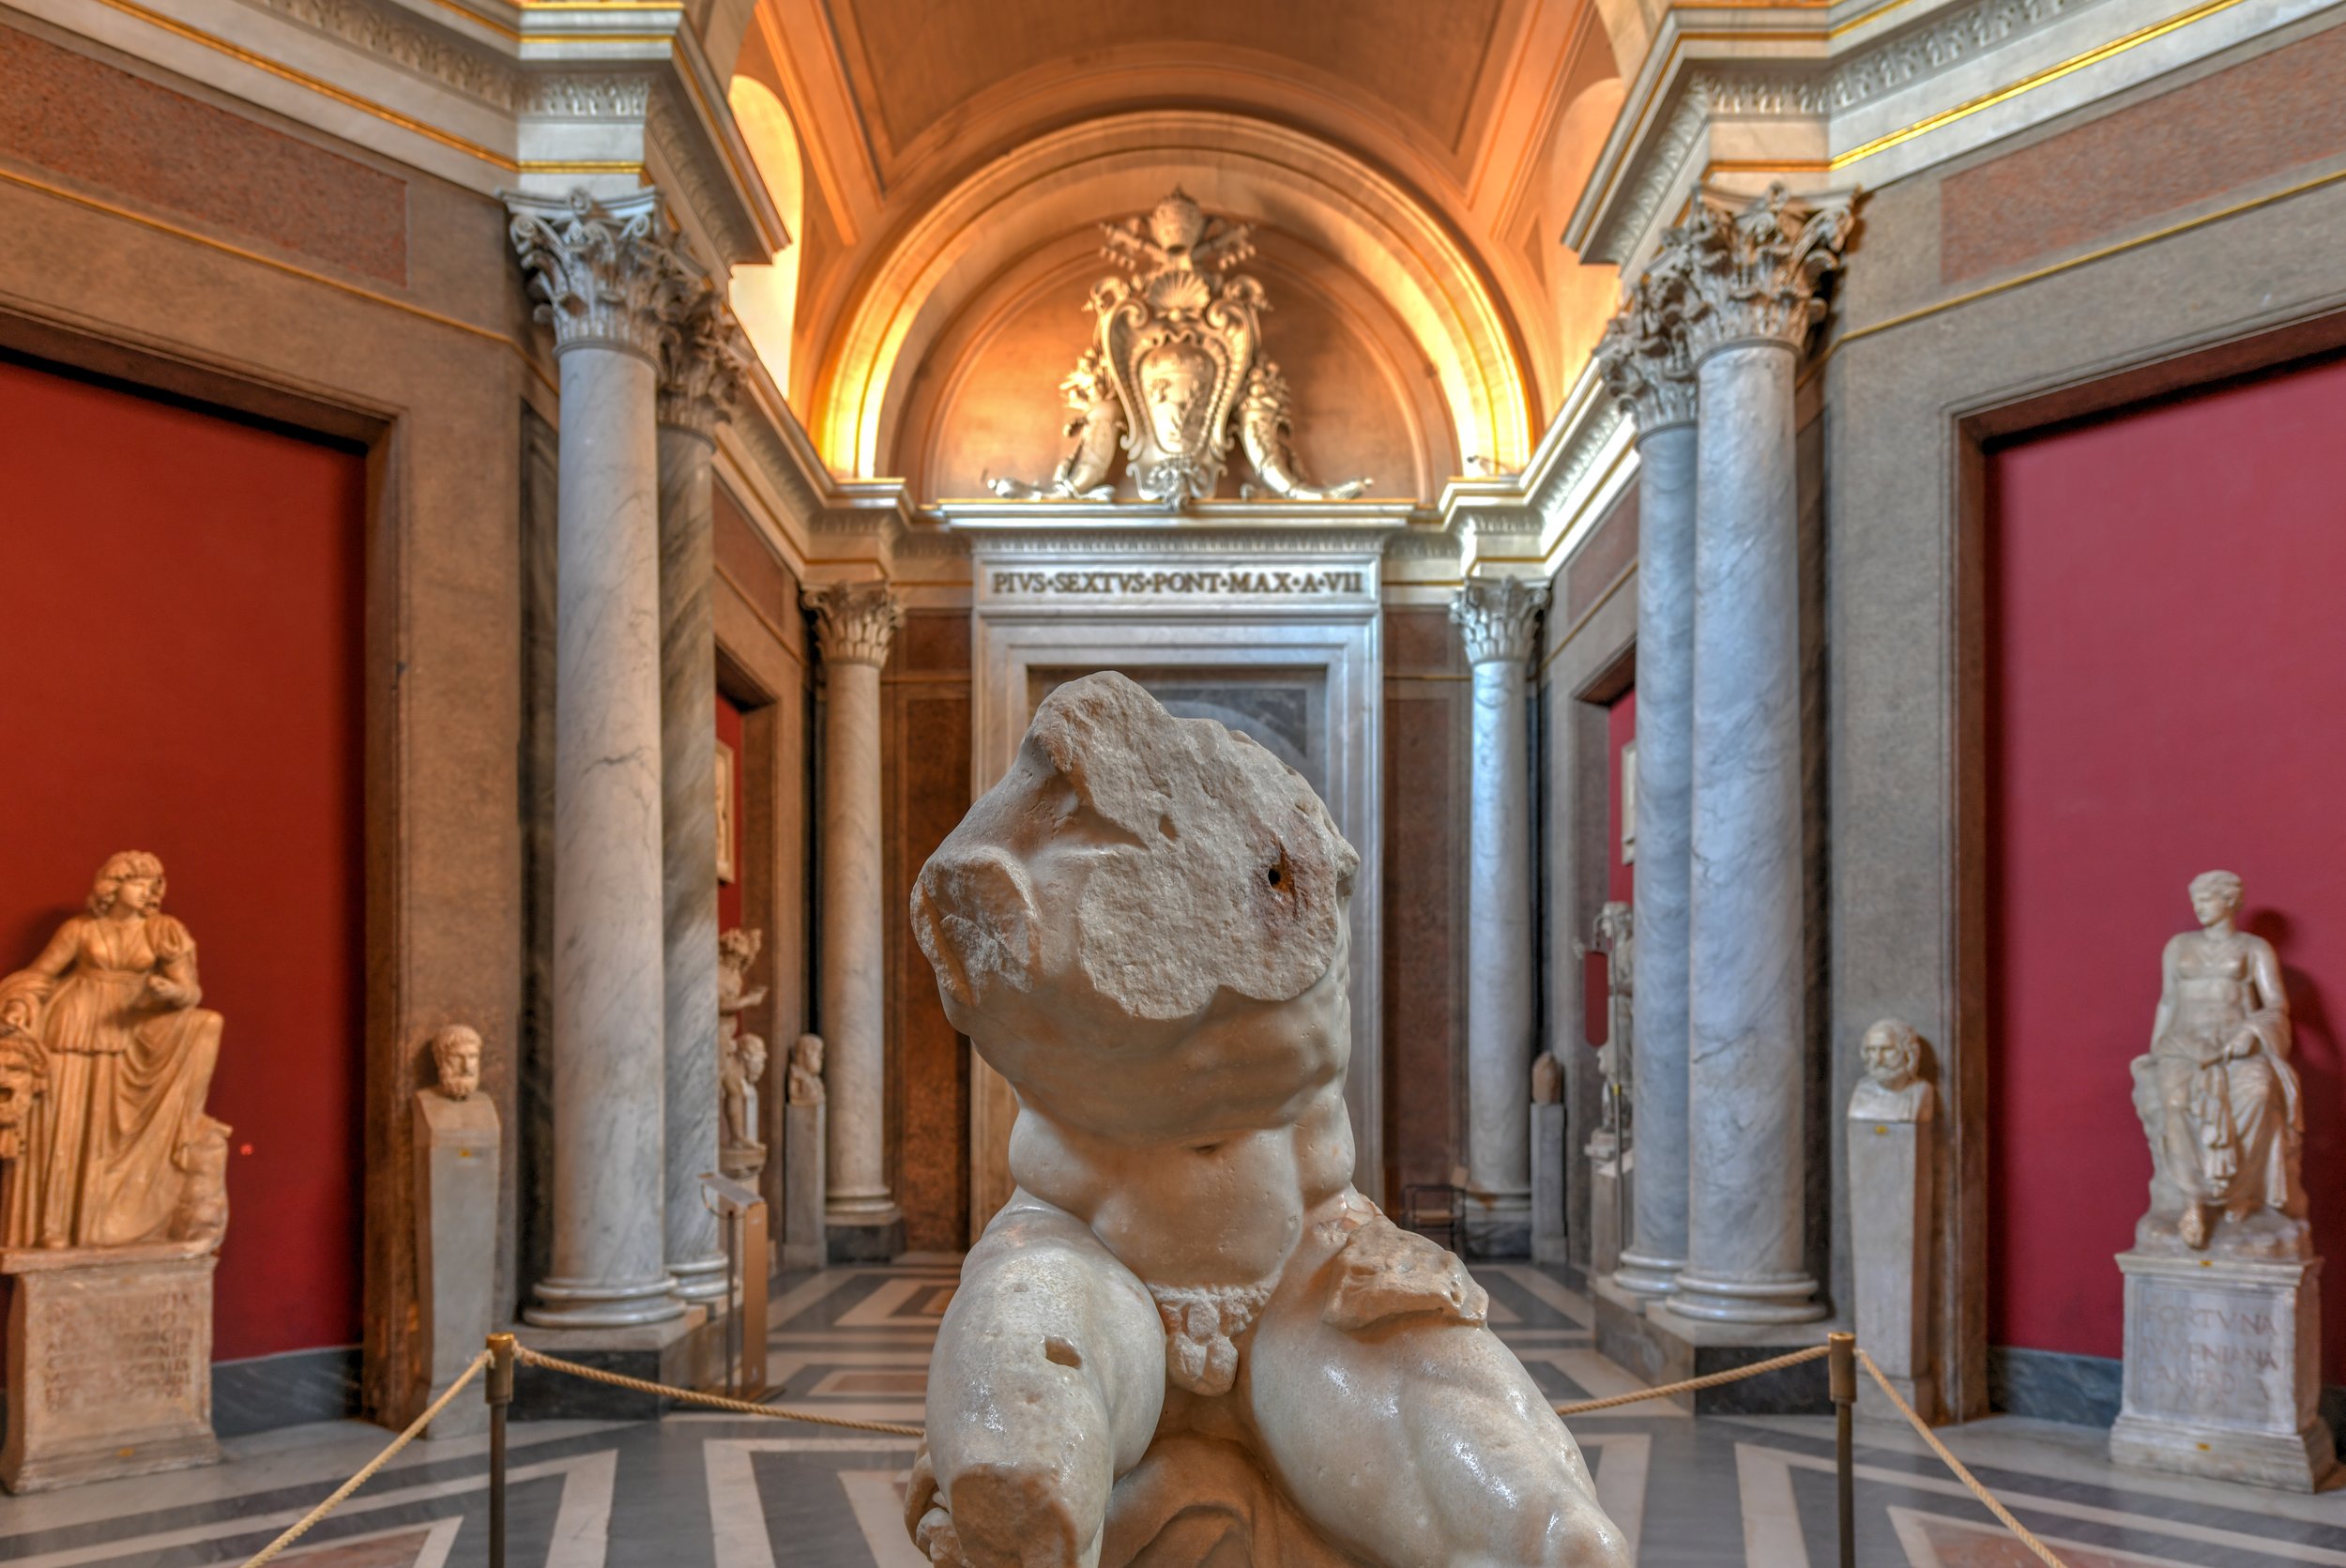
[{"x1": 992, "y1": 190, "x2": 1368, "y2": 509}]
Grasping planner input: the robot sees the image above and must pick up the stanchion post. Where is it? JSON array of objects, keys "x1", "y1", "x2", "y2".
[
  {"x1": 1829, "y1": 1332, "x2": 1856, "y2": 1568},
  {"x1": 487, "y1": 1332, "x2": 516, "y2": 1568}
]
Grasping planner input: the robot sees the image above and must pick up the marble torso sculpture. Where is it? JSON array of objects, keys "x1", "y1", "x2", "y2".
[
  {"x1": 717, "y1": 928, "x2": 769, "y2": 1180},
  {"x1": 2132, "y1": 870, "x2": 2306, "y2": 1255},
  {"x1": 0, "y1": 853, "x2": 229, "y2": 1252},
  {"x1": 991, "y1": 190, "x2": 1369, "y2": 509},
  {"x1": 906, "y1": 674, "x2": 1625, "y2": 1567}
]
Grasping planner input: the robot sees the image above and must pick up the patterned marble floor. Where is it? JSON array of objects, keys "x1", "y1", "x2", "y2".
[{"x1": 7, "y1": 1257, "x2": 2342, "y2": 1567}]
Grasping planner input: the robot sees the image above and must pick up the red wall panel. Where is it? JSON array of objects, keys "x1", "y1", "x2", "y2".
[
  {"x1": 1588, "y1": 689, "x2": 1637, "y2": 1044},
  {"x1": 1988, "y1": 352, "x2": 2346, "y2": 1379},
  {"x1": 0, "y1": 356, "x2": 365, "y2": 1364}
]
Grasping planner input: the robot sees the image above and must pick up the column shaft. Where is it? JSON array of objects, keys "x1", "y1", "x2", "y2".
[
  {"x1": 822, "y1": 661, "x2": 891, "y2": 1226},
  {"x1": 657, "y1": 421, "x2": 725, "y2": 1302},
  {"x1": 1672, "y1": 338, "x2": 1820, "y2": 1323},
  {"x1": 531, "y1": 339, "x2": 678, "y2": 1327},
  {"x1": 1616, "y1": 419, "x2": 1697, "y2": 1297}
]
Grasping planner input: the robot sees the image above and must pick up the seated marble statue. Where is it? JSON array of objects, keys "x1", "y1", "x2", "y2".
[
  {"x1": 2131, "y1": 869, "x2": 2306, "y2": 1256},
  {"x1": 0, "y1": 851, "x2": 229, "y2": 1252},
  {"x1": 906, "y1": 674, "x2": 1626, "y2": 1568}
]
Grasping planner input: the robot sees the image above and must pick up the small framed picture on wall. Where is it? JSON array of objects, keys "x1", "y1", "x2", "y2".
[{"x1": 715, "y1": 738, "x2": 738, "y2": 885}]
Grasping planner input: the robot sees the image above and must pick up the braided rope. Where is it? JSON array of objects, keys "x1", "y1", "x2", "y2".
[
  {"x1": 511, "y1": 1346, "x2": 924, "y2": 1437},
  {"x1": 1551, "y1": 1342, "x2": 1832, "y2": 1415},
  {"x1": 236, "y1": 1350, "x2": 492, "y2": 1568},
  {"x1": 1856, "y1": 1348, "x2": 2069, "y2": 1568}
]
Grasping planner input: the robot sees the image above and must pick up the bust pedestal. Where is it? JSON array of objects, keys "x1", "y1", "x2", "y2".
[
  {"x1": 783, "y1": 1101, "x2": 827, "y2": 1271},
  {"x1": 2112, "y1": 1249, "x2": 2337, "y2": 1490},
  {"x1": 1849, "y1": 1111, "x2": 1937, "y2": 1423},
  {"x1": 1, "y1": 1241, "x2": 221, "y2": 1492},
  {"x1": 414, "y1": 1089, "x2": 500, "y2": 1439}
]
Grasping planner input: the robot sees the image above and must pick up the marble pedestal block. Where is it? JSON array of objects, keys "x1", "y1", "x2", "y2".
[
  {"x1": 1583, "y1": 1128, "x2": 1626, "y2": 1276},
  {"x1": 783, "y1": 1101, "x2": 827, "y2": 1271},
  {"x1": 2, "y1": 1242, "x2": 221, "y2": 1492},
  {"x1": 414, "y1": 1090, "x2": 499, "y2": 1439},
  {"x1": 2110, "y1": 1250, "x2": 2337, "y2": 1490},
  {"x1": 1532, "y1": 1103, "x2": 1568, "y2": 1266},
  {"x1": 1850, "y1": 1115, "x2": 1937, "y2": 1423}
]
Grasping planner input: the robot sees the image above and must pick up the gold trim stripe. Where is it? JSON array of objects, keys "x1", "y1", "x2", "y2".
[{"x1": 1831, "y1": 0, "x2": 2252, "y2": 169}]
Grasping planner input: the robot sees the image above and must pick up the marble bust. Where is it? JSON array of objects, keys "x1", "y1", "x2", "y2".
[
  {"x1": 905, "y1": 673, "x2": 1625, "y2": 1567},
  {"x1": 0, "y1": 852, "x2": 229, "y2": 1252},
  {"x1": 786, "y1": 1033, "x2": 825, "y2": 1106},
  {"x1": 1851, "y1": 1018, "x2": 1933, "y2": 1122},
  {"x1": 427, "y1": 1026, "x2": 482, "y2": 1101},
  {"x1": 2131, "y1": 870, "x2": 2306, "y2": 1256}
]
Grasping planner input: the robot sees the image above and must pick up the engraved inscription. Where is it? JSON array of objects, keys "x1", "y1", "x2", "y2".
[
  {"x1": 32, "y1": 1272, "x2": 206, "y2": 1419},
  {"x1": 2130, "y1": 1283, "x2": 2289, "y2": 1414},
  {"x1": 990, "y1": 568, "x2": 1366, "y2": 597}
]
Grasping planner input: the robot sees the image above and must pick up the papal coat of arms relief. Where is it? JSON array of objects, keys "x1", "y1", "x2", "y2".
[{"x1": 990, "y1": 190, "x2": 1370, "y2": 509}]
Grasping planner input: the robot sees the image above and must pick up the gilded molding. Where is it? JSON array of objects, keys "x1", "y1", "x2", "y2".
[
  {"x1": 1680, "y1": 184, "x2": 1858, "y2": 358},
  {"x1": 508, "y1": 189, "x2": 694, "y2": 358},
  {"x1": 1451, "y1": 576, "x2": 1549, "y2": 666},
  {"x1": 803, "y1": 582, "x2": 906, "y2": 667}
]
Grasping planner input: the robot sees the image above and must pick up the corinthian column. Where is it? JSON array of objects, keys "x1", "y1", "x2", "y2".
[
  {"x1": 655, "y1": 282, "x2": 746, "y2": 1303},
  {"x1": 510, "y1": 190, "x2": 690, "y2": 1328},
  {"x1": 806, "y1": 582, "x2": 905, "y2": 1259},
  {"x1": 1452, "y1": 575, "x2": 1548, "y2": 1257},
  {"x1": 1592, "y1": 251, "x2": 1699, "y2": 1299},
  {"x1": 1670, "y1": 184, "x2": 1854, "y2": 1325}
]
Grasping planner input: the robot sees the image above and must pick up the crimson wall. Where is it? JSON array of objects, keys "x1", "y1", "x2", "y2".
[
  {"x1": 0, "y1": 356, "x2": 366, "y2": 1364},
  {"x1": 1988, "y1": 352, "x2": 2346, "y2": 1380}
]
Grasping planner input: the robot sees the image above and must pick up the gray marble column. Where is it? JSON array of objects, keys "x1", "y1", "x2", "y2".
[
  {"x1": 1669, "y1": 185, "x2": 1853, "y2": 1325},
  {"x1": 1452, "y1": 576, "x2": 1547, "y2": 1257},
  {"x1": 1594, "y1": 259, "x2": 1700, "y2": 1299},
  {"x1": 654, "y1": 284, "x2": 745, "y2": 1304},
  {"x1": 510, "y1": 190, "x2": 691, "y2": 1328},
  {"x1": 806, "y1": 582, "x2": 904, "y2": 1258}
]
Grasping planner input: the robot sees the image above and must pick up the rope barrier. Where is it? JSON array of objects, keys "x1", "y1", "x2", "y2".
[
  {"x1": 1550, "y1": 1342, "x2": 1833, "y2": 1415},
  {"x1": 220, "y1": 1316, "x2": 2068, "y2": 1568},
  {"x1": 1857, "y1": 1347, "x2": 2071, "y2": 1568},
  {"x1": 510, "y1": 1346, "x2": 925, "y2": 1437},
  {"x1": 234, "y1": 1349, "x2": 491, "y2": 1568}
]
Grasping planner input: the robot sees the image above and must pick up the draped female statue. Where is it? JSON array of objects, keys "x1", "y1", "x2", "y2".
[
  {"x1": 0, "y1": 851, "x2": 229, "y2": 1252},
  {"x1": 2132, "y1": 869, "x2": 2305, "y2": 1255}
]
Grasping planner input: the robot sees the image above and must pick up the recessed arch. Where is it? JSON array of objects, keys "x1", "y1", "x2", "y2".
[
  {"x1": 727, "y1": 76, "x2": 806, "y2": 398},
  {"x1": 815, "y1": 112, "x2": 1537, "y2": 485}
]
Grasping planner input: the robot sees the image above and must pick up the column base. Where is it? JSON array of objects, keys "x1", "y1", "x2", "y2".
[
  {"x1": 524, "y1": 1271, "x2": 685, "y2": 1330},
  {"x1": 510, "y1": 1307, "x2": 715, "y2": 1421},
  {"x1": 1612, "y1": 1247, "x2": 1684, "y2": 1298},
  {"x1": 1667, "y1": 1267, "x2": 1824, "y2": 1324},
  {"x1": 1460, "y1": 1186, "x2": 1531, "y2": 1261},
  {"x1": 1591, "y1": 1275, "x2": 1834, "y2": 1415},
  {"x1": 827, "y1": 1215, "x2": 906, "y2": 1263},
  {"x1": 668, "y1": 1254, "x2": 730, "y2": 1302}
]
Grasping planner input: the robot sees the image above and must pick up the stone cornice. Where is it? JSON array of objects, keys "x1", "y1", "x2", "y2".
[{"x1": 1563, "y1": 0, "x2": 2123, "y2": 266}]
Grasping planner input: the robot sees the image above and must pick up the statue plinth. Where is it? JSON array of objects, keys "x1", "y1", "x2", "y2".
[
  {"x1": 413, "y1": 1088, "x2": 499, "y2": 1439},
  {"x1": 2, "y1": 1240, "x2": 221, "y2": 1492},
  {"x1": 2112, "y1": 1248, "x2": 2336, "y2": 1490}
]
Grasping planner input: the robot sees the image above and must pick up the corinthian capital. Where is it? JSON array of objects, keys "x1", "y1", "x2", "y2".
[
  {"x1": 508, "y1": 189, "x2": 693, "y2": 360},
  {"x1": 1593, "y1": 251, "x2": 1698, "y2": 434},
  {"x1": 658, "y1": 281, "x2": 749, "y2": 437},
  {"x1": 1679, "y1": 183, "x2": 1858, "y2": 360},
  {"x1": 1450, "y1": 576, "x2": 1548, "y2": 667},
  {"x1": 804, "y1": 582, "x2": 905, "y2": 668}
]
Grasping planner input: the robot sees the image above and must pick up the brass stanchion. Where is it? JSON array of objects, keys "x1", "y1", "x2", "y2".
[
  {"x1": 487, "y1": 1332, "x2": 517, "y2": 1568},
  {"x1": 1829, "y1": 1331, "x2": 1856, "y2": 1568}
]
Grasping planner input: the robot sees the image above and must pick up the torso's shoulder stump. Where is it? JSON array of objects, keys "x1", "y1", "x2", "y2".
[{"x1": 1323, "y1": 1215, "x2": 1489, "y2": 1333}]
